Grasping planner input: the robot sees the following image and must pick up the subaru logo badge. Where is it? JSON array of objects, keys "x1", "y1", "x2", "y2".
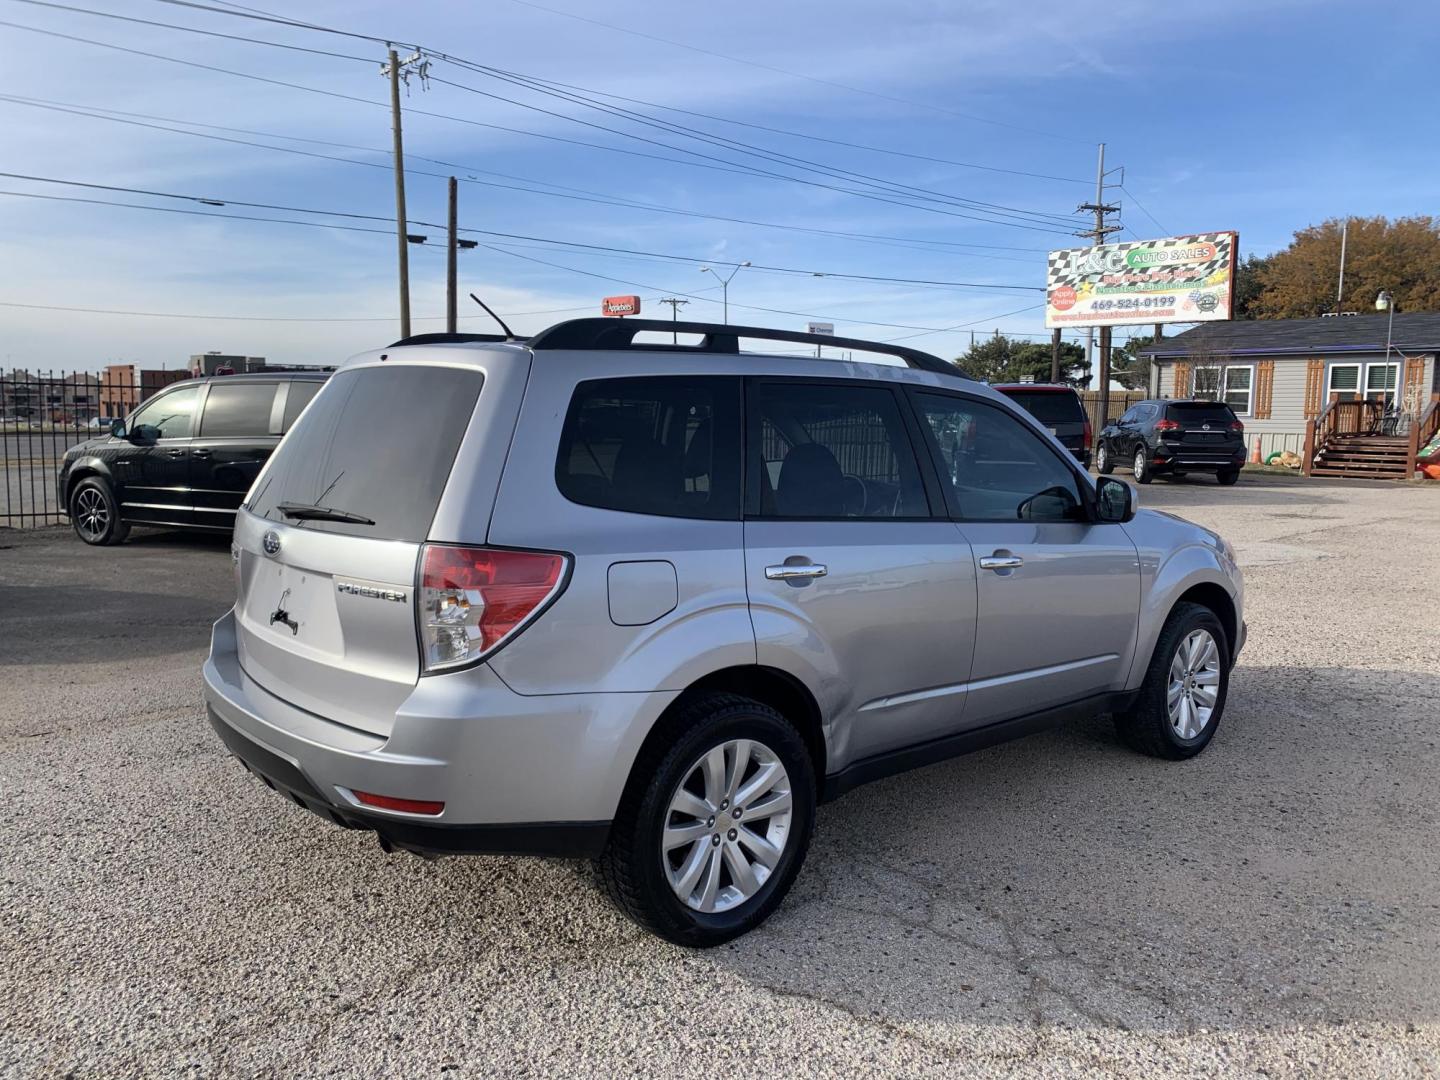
[{"x1": 262, "y1": 529, "x2": 282, "y2": 557}]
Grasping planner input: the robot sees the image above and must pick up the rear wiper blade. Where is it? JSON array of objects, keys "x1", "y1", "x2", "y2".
[{"x1": 275, "y1": 502, "x2": 375, "y2": 525}]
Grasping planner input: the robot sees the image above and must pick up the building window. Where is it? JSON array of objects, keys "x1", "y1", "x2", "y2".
[
  {"x1": 1192, "y1": 364, "x2": 1253, "y2": 416},
  {"x1": 1328, "y1": 362, "x2": 1398, "y2": 405}
]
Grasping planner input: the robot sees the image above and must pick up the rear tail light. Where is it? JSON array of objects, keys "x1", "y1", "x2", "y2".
[
  {"x1": 418, "y1": 545, "x2": 568, "y2": 672},
  {"x1": 1229, "y1": 420, "x2": 1245, "y2": 434},
  {"x1": 1082, "y1": 418, "x2": 1093, "y2": 451},
  {"x1": 1155, "y1": 418, "x2": 1180, "y2": 432}
]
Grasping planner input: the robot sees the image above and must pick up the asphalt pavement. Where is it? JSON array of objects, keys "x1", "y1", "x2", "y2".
[{"x1": 3, "y1": 476, "x2": 1439, "y2": 1078}]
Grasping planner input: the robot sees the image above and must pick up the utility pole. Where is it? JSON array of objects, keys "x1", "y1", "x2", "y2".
[
  {"x1": 659, "y1": 297, "x2": 689, "y2": 342},
  {"x1": 382, "y1": 48, "x2": 426, "y2": 339},
  {"x1": 446, "y1": 176, "x2": 458, "y2": 334},
  {"x1": 1335, "y1": 218, "x2": 1349, "y2": 314},
  {"x1": 1076, "y1": 142, "x2": 1122, "y2": 428},
  {"x1": 1050, "y1": 328, "x2": 1062, "y2": 383}
]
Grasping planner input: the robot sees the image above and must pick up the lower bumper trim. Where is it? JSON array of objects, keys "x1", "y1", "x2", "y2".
[{"x1": 206, "y1": 706, "x2": 610, "y2": 859}]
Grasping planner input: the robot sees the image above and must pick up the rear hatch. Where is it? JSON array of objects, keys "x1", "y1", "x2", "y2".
[
  {"x1": 1164, "y1": 401, "x2": 1242, "y2": 453},
  {"x1": 996, "y1": 386, "x2": 1089, "y2": 457},
  {"x1": 234, "y1": 359, "x2": 491, "y2": 736}
]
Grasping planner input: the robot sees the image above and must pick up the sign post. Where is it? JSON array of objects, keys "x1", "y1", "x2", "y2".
[{"x1": 806, "y1": 321, "x2": 834, "y2": 358}]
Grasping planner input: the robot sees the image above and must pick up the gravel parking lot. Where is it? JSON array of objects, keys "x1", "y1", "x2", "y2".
[{"x1": 3, "y1": 476, "x2": 1439, "y2": 1078}]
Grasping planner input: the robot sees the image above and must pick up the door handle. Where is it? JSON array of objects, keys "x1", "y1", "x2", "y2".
[
  {"x1": 168, "y1": 448, "x2": 188, "y2": 458},
  {"x1": 765, "y1": 563, "x2": 828, "y2": 581},
  {"x1": 191, "y1": 449, "x2": 212, "y2": 458},
  {"x1": 978, "y1": 554, "x2": 1024, "y2": 571}
]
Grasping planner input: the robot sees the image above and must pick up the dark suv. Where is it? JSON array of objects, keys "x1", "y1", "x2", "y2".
[
  {"x1": 1096, "y1": 399, "x2": 1246, "y2": 485},
  {"x1": 992, "y1": 383, "x2": 1092, "y2": 468},
  {"x1": 58, "y1": 372, "x2": 327, "y2": 545}
]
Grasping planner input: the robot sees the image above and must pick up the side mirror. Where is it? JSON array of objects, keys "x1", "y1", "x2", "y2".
[
  {"x1": 110, "y1": 420, "x2": 126, "y2": 439},
  {"x1": 130, "y1": 424, "x2": 160, "y2": 446},
  {"x1": 1094, "y1": 475, "x2": 1136, "y2": 523}
]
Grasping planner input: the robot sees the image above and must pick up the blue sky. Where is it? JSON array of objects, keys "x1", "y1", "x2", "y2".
[{"x1": 2, "y1": 0, "x2": 1438, "y2": 372}]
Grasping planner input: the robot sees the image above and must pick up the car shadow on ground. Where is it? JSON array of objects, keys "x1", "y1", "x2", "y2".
[{"x1": 697, "y1": 661, "x2": 1440, "y2": 1036}]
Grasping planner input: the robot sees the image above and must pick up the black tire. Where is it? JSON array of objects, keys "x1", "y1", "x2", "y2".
[
  {"x1": 68, "y1": 477, "x2": 129, "y2": 546},
  {"x1": 596, "y1": 692, "x2": 816, "y2": 947},
  {"x1": 1095, "y1": 440, "x2": 1113, "y2": 475},
  {"x1": 1114, "y1": 601, "x2": 1230, "y2": 760},
  {"x1": 1132, "y1": 447, "x2": 1153, "y2": 484},
  {"x1": 1217, "y1": 468, "x2": 1240, "y2": 486}
]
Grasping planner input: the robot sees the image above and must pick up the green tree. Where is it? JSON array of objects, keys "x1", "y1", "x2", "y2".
[
  {"x1": 1110, "y1": 333, "x2": 1157, "y2": 390},
  {"x1": 1250, "y1": 216, "x2": 1440, "y2": 318},
  {"x1": 1232, "y1": 253, "x2": 1270, "y2": 319},
  {"x1": 956, "y1": 335, "x2": 1090, "y2": 386}
]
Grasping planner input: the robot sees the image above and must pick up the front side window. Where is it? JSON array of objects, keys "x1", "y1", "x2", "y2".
[
  {"x1": 200, "y1": 381, "x2": 276, "y2": 437},
  {"x1": 130, "y1": 385, "x2": 199, "y2": 439},
  {"x1": 914, "y1": 392, "x2": 1085, "y2": 523},
  {"x1": 556, "y1": 377, "x2": 740, "y2": 520},
  {"x1": 748, "y1": 383, "x2": 928, "y2": 519}
]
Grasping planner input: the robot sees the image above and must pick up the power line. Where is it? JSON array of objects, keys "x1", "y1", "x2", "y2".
[
  {"x1": 0, "y1": 94, "x2": 1047, "y2": 261},
  {"x1": 436, "y1": 63, "x2": 1081, "y2": 227},
  {"x1": 1118, "y1": 184, "x2": 1169, "y2": 237},
  {"x1": 0, "y1": 299, "x2": 607, "y2": 322},
  {"x1": 491, "y1": 0, "x2": 1088, "y2": 143},
  {"x1": 144, "y1": 0, "x2": 1088, "y2": 143},
  {"x1": 2, "y1": 16, "x2": 1077, "y2": 237},
  {"x1": 0, "y1": 176, "x2": 1044, "y2": 291},
  {"x1": 9, "y1": 2, "x2": 1081, "y2": 229},
  {"x1": 475, "y1": 65, "x2": 1090, "y2": 185}
]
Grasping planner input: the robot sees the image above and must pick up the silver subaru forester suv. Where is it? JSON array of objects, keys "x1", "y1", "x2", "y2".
[{"x1": 204, "y1": 318, "x2": 1244, "y2": 946}]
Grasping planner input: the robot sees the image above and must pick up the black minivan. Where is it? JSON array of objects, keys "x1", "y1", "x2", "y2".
[
  {"x1": 58, "y1": 372, "x2": 327, "y2": 545},
  {"x1": 1096, "y1": 399, "x2": 1246, "y2": 484},
  {"x1": 992, "y1": 383, "x2": 1092, "y2": 468}
]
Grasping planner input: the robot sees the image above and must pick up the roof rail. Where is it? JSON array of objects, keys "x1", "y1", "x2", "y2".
[
  {"x1": 387, "y1": 332, "x2": 514, "y2": 347},
  {"x1": 527, "y1": 318, "x2": 966, "y2": 377}
]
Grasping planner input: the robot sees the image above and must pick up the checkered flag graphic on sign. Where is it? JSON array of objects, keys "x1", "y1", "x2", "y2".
[{"x1": 1047, "y1": 232, "x2": 1234, "y2": 290}]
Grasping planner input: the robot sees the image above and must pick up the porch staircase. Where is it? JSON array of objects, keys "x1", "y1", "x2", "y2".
[{"x1": 1309, "y1": 435, "x2": 1411, "y2": 479}]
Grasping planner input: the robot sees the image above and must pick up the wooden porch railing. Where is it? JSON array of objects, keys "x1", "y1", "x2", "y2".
[
  {"x1": 1302, "y1": 399, "x2": 1390, "y2": 476},
  {"x1": 1407, "y1": 398, "x2": 1440, "y2": 478}
]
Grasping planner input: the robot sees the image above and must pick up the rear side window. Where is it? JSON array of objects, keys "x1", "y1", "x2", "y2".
[
  {"x1": 199, "y1": 382, "x2": 276, "y2": 437},
  {"x1": 248, "y1": 366, "x2": 483, "y2": 541},
  {"x1": 1167, "y1": 402, "x2": 1236, "y2": 423},
  {"x1": 555, "y1": 377, "x2": 741, "y2": 520},
  {"x1": 748, "y1": 382, "x2": 928, "y2": 519},
  {"x1": 281, "y1": 380, "x2": 323, "y2": 431},
  {"x1": 997, "y1": 389, "x2": 1085, "y2": 425}
]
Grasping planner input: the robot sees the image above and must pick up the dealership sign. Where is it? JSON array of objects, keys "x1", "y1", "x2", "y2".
[
  {"x1": 601, "y1": 295, "x2": 641, "y2": 317},
  {"x1": 1045, "y1": 232, "x2": 1237, "y2": 328}
]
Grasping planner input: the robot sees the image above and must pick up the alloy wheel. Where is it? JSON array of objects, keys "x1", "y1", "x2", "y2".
[
  {"x1": 1134, "y1": 448, "x2": 1147, "y2": 480},
  {"x1": 74, "y1": 487, "x2": 109, "y2": 542},
  {"x1": 1097, "y1": 444, "x2": 1108, "y2": 471},
  {"x1": 1168, "y1": 628, "x2": 1221, "y2": 739},
  {"x1": 662, "y1": 738, "x2": 793, "y2": 913}
]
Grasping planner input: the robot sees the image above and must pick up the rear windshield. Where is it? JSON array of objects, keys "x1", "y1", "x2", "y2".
[
  {"x1": 1167, "y1": 402, "x2": 1236, "y2": 423},
  {"x1": 247, "y1": 365, "x2": 483, "y2": 541},
  {"x1": 996, "y1": 389, "x2": 1086, "y2": 425}
]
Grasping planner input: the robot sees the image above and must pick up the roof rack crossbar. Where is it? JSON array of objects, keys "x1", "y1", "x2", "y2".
[{"x1": 526, "y1": 318, "x2": 965, "y2": 377}]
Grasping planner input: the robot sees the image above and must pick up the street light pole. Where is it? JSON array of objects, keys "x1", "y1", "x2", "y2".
[
  {"x1": 1377, "y1": 290, "x2": 1397, "y2": 415},
  {"x1": 700, "y1": 262, "x2": 750, "y2": 323}
]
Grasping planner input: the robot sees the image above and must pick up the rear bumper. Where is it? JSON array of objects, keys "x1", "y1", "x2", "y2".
[
  {"x1": 202, "y1": 609, "x2": 677, "y2": 857},
  {"x1": 203, "y1": 705, "x2": 608, "y2": 857},
  {"x1": 1152, "y1": 443, "x2": 1246, "y2": 470}
]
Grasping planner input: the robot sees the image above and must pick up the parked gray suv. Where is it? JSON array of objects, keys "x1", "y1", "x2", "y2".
[{"x1": 203, "y1": 319, "x2": 1245, "y2": 946}]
